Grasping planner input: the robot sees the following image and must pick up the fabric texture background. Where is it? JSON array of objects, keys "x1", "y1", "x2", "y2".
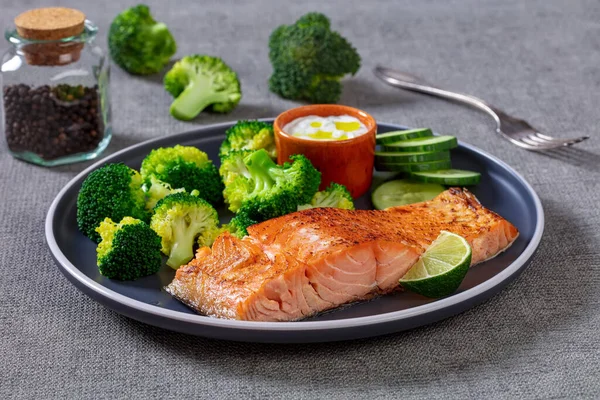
[{"x1": 1, "y1": 0, "x2": 599, "y2": 398}]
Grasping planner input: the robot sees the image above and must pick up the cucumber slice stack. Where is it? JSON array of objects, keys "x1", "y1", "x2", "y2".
[{"x1": 374, "y1": 128, "x2": 481, "y2": 186}]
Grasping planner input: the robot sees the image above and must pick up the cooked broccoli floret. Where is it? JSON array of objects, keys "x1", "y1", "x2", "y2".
[
  {"x1": 142, "y1": 175, "x2": 186, "y2": 210},
  {"x1": 108, "y1": 5, "x2": 176, "y2": 75},
  {"x1": 219, "y1": 121, "x2": 276, "y2": 160},
  {"x1": 268, "y1": 12, "x2": 361, "y2": 103},
  {"x1": 164, "y1": 55, "x2": 241, "y2": 120},
  {"x1": 140, "y1": 145, "x2": 224, "y2": 206},
  {"x1": 298, "y1": 183, "x2": 355, "y2": 211},
  {"x1": 77, "y1": 163, "x2": 149, "y2": 243},
  {"x1": 150, "y1": 192, "x2": 220, "y2": 269},
  {"x1": 219, "y1": 149, "x2": 254, "y2": 188},
  {"x1": 96, "y1": 217, "x2": 162, "y2": 280},
  {"x1": 223, "y1": 173, "x2": 253, "y2": 213},
  {"x1": 223, "y1": 149, "x2": 321, "y2": 220},
  {"x1": 224, "y1": 211, "x2": 258, "y2": 238}
]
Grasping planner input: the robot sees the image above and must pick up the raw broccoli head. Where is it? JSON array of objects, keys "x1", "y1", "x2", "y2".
[
  {"x1": 296, "y1": 12, "x2": 331, "y2": 29},
  {"x1": 140, "y1": 145, "x2": 224, "y2": 206},
  {"x1": 223, "y1": 149, "x2": 321, "y2": 219},
  {"x1": 150, "y1": 192, "x2": 220, "y2": 269},
  {"x1": 219, "y1": 121, "x2": 276, "y2": 160},
  {"x1": 77, "y1": 163, "x2": 149, "y2": 243},
  {"x1": 96, "y1": 217, "x2": 162, "y2": 280},
  {"x1": 268, "y1": 12, "x2": 361, "y2": 103},
  {"x1": 142, "y1": 175, "x2": 186, "y2": 210},
  {"x1": 164, "y1": 55, "x2": 242, "y2": 120},
  {"x1": 298, "y1": 182, "x2": 355, "y2": 211},
  {"x1": 108, "y1": 5, "x2": 176, "y2": 75}
]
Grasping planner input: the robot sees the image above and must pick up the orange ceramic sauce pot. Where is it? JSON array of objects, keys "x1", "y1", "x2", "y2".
[{"x1": 274, "y1": 104, "x2": 377, "y2": 199}]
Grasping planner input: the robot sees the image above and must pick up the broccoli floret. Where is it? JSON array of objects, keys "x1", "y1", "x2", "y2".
[
  {"x1": 140, "y1": 145, "x2": 224, "y2": 206},
  {"x1": 223, "y1": 174, "x2": 253, "y2": 213},
  {"x1": 150, "y1": 192, "x2": 220, "y2": 269},
  {"x1": 298, "y1": 183, "x2": 355, "y2": 211},
  {"x1": 268, "y1": 12, "x2": 361, "y2": 103},
  {"x1": 223, "y1": 149, "x2": 321, "y2": 220},
  {"x1": 77, "y1": 163, "x2": 149, "y2": 243},
  {"x1": 108, "y1": 5, "x2": 176, "y2": 75},
  {"x1": 219, "y1": 149, "x2": 254, "y2": 187},
  {"x1": 96, "y1": 217, "x2": 162, "y2": 280},
  {"x1": 296, "y1": 12, "x2": 331, "y2": 29},
  {"x1": 164, "y1": 55, "x2": 241, "y2": 120},
  {"x1": 219, "y1": 121, "x2": 276, "y2": 160},
  {"x1": 224, "y1": 211, "x2": 258, "y2": 238},
  {"x1": 142, "y1": 175, "x2": 186, "y2": 210}
]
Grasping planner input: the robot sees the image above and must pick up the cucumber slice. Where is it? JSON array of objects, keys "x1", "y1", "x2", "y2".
[
  {"x1": 375, "y1": 159, "x2": 452, "y2": 172},
  {"x1": 383, "y1": 135, "x2": 458, "y2": 153},
  {"x1": 372, "y1": 179, "x2": 446, "y2": 210},
  {"x1": 375, "y1": 150, "x2": 450, "y2": 164},
  {"x1": 408, "y1": 169, "x2": 481, "y2": 186},
  {"x1": 376, "y1": 128, "x2": 433, "y2": 145}
]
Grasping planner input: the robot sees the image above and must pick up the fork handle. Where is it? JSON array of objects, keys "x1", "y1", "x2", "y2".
[{"x1": 373, "y1": 66, "x2": 501, "y2": 127}]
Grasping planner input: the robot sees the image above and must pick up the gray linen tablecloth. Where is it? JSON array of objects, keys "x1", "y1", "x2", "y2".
[{"x1": 1, "y1": 0, "x2": 599, "y2": 398}]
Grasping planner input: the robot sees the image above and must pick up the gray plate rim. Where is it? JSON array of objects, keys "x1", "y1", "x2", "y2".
[{"x1": 45, "y1": 119, "x2": 544, "y2": 332}]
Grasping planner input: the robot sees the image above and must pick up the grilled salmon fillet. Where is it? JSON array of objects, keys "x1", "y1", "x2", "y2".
[{"x1": 166, "y1": 188, "x2": 518, "y2": 321}]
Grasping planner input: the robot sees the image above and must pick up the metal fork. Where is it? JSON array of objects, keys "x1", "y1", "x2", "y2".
[{"x1": 374, "y1": 66, "x2": 589, "y2": 150}]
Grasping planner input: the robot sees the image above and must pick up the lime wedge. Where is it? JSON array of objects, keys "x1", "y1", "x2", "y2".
[{"x1": 400, "y1": 231, "x2": 472, "y2": 298}]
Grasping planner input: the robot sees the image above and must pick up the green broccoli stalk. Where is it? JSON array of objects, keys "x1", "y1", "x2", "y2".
[
  {"x1": 150, "y1": 192, "x2": 220, "y2": 269},
  {"x1": 268, "y1": 12, "x2": 361, "y2": 103},
  {"x1": 219, "y1": 121, "x2": 276, "y2": 160},
  {"x1": 108, "y1": 5, "x2": 177, "y2": 75},
  {"x1": 298, "y1": 183, "x2": 355, "y2": 211},
  {"x1": 77, "y1": 163, "x2": 149, "y2": 243},
  {"x1": 96, "y1": 217, "x2": 162, "y2": 280},
  {"x1": 164, "y1": 55, "x2": 242, "y2": 120},
  {"x1": 223, "y1": 149, "x2": 321, "y2": 220},
  {"x1": 142, "y1": 175, "x2": 186, "y2": 210},
  {"x1": 141, "y1": 145, "x2": 224, "y2": 206}
]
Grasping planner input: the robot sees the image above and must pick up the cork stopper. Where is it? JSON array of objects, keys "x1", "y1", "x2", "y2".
[
  {"x1": 15, "y1": 7, "x2": 85, "y2": 40},
  {"x1": 14, "y1": 7, "x2": 86, "y2": 66}
]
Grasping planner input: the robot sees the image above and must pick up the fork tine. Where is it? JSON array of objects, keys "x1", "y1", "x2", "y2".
[
  {"x1": 527, "y1": 135, "x2": 567, "y2": 145},
  {"x1": 533, "y1": 132, "x2": 590, "y2": 144},
  {"x1": 534, "y1": 132, "x2": 560, "y2": 141},
  {"x1": 535, "y1": 132, "x2": 589, "y2": 141},
  {"x1": 519, "y1": 136, "x2": 566, "y2": 149}
]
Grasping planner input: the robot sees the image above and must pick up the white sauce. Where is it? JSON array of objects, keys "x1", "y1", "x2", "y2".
[{"x1": 283, "y1": 115, "x2": 368, "y2": 141}]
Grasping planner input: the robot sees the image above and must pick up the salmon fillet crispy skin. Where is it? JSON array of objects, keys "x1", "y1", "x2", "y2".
[{"x1": 166, "y1": 188, "x2": 518, "y2": 321}]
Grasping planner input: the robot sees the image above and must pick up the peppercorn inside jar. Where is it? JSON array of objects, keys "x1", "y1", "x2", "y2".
[{"x1": 1, "y1": 7, "x2": 111, "y2": 166}]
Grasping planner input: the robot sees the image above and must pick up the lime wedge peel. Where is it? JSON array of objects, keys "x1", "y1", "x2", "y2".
[{"x1": 400, "y1": 231, "x2": 472, "y2": 298}]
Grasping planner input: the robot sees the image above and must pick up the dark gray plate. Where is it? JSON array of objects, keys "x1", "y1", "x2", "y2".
[{"x1": 45, "y1": 120, "x2": 544, "y2": 343}]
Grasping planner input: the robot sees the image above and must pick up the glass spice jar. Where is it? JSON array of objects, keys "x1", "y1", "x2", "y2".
[{"x1": 1, "y1": 7, "x2": 111, "y2": 166}]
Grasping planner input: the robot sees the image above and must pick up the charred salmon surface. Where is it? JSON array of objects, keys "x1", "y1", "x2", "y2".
[{"x1": 166, "y1": 188, "x2": 519, "y2": 321}]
